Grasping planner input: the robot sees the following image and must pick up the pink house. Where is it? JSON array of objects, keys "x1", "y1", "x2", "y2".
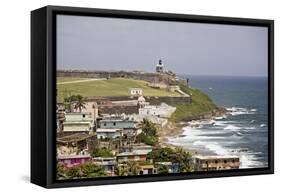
[{"x1": 58, "y1": 154, "x2": 91, "y2": 167}]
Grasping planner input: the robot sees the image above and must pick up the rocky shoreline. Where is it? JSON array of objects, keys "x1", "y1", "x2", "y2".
[{"x1": 158, "y1": 106, "x2": 227, "y2": 153}]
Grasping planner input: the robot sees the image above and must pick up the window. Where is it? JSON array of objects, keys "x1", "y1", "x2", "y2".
[
  {"x1": 104, "y1": 123, "x2": 107, "y2": 126},
  {"x1": 82, "y1": 114, "x2": 85, "y2": 118},
  {"x1": 224, "y1": 160, "x2": 227, "y2": 164},
  {"x1": 113, "y1": 122, "x2": 116, "y2": 126}
]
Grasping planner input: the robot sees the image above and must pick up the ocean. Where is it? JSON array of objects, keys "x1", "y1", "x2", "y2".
[{"x1": 168, "y1": 75, "x2": 268, "y2": 169}]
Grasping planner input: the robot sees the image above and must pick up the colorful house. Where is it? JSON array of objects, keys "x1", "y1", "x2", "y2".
[
  {"x1": 139, "y1": 164, "x2": 157, "y2": 175},
  {"x1": 57, "y1": 154, "x2": 91, "y2": 168},
  {"x1": 120, "y1": 143, "x2": 153, "y2": 154},
  {"x1": 57, "y1": 133, "x2": 94, "y2": 156},
  {"x1": 116, "y1": 150, "x2": 147, "y2": 163}
]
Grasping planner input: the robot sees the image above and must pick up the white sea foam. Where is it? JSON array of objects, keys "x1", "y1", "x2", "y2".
[
  {"x1": 236, "y1": 132, "x2": 244, "y2": 136},
  {"x1": 245, "y1": 126, "x2": 256, "y2": 130},
  {"x1": 239, "y1": 152, "x2": 265, "y2": 168},
  {"x1": 214, "y1": 116, "x2": 227, "y2": 120},
  {"x1": 180, "y1": 126, "x2": 224, "y2": 140},
  {"x1": 213, "y1": 120, "x2": 233, "y2": 127},
  {"x1": 226, "y1": 107, "x2": 256, "y2": 116},
  {"x1": 167, "y1": 112, "x2": 266, "y2": 169},
  {"x1": 224, "y1": 124, "x2": 241, "y2": 131},
  {"x1": 205, "y1": 143, "x2": 229, "y2": 155}
]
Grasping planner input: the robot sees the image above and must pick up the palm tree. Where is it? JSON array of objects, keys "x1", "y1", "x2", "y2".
[
  {"x1": 64, "y1": 95, "x2": 79, "y2": 112},
  {"x1": 127, "y1": 161, "x2": 141, "y2": 175},
  {"x1": 157, "y1": 164, "x2": 169, "y2": 174},
  {"x1": 114, "y1": 166, "x2": 128, "y2": 176},
  {"x1": 142, "y1": 118, "x2": 157, "y2": 136},
  {"x1": 74, "y1": 95, "x2": 86, "y2": 112},
  {"x1": 173, "y1": 147, "x2": 193, "y2": 173}
]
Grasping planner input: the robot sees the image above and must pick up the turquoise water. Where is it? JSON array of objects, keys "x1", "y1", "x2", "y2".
[{"x1": 169, "y1": 75, "x2": 268, "y2": 169}]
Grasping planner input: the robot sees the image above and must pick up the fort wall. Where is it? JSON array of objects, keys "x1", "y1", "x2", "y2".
[
  {"x1": 86, "y1": 96, "x2": 191, "y2": 106},
  {"x1": 57, "y1": 70, "x2": 188, "y2": 86}
]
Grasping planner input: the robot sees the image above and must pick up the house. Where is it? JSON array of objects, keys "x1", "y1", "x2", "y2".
[
  {"x1": 193, "y1": 155, "x2": 240, "y2": 171},
  {"x1": 129, "y1": 88, "x2": 143, "y2": 96},
  {"x1": 57, "y1": 154, "x2": 91, "y2": 168},
  {"x1": 98, "y1": 117, "x2": 138, "y2": 137},
  {"x1": 96, "y1": 128, "x2": 122, "y2": 139},
  {"x1": 137, "y1": 95, "x2": 149, "y2": 108},
  {"x1": 116, "y1": 150, "x2": 148, "y2": 163},
  {"x1": 92, "y1": 157, "x2": 116, "y2": 176},
  {"x1": 63, "y1": 112, "x2": 94, "y2": 135},
  {"x1": 139, "y1": 103, "x2": 176, "y2": 118},
  {"x1": 98, "y1": 117, "x2": 135, "y2": 129},
  {"x1": 57, "y1": 133, "x2": 95, "y2": 156},
  {"x1": 139, "y1": 164, "x2": 157, "y2": 175},
  {"x1": 119, "y1": 143, "x2": 153, "y2": 154}
]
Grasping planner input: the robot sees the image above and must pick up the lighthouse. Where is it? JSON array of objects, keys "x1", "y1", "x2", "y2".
[{"x1": 156, "y1": 59, "x2": 164, "y2": 73}]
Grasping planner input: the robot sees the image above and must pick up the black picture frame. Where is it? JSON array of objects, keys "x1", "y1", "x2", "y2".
[{"x1": 31, "y1": 5, "x2": 274, "y2": 188}]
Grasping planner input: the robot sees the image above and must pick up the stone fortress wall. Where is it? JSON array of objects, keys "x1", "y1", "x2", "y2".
[{"x1": 57, "y1": 70, "x2": 188, "y2": 86}]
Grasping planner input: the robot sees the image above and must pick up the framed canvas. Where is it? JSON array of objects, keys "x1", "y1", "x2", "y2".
[{"x1": 31, "y1": 5, "x2": 274, "y2": 188}]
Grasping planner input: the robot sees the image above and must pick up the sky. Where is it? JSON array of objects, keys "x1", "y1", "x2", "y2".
[{"x1": 57, "y1": 15, "x2": 268, "y2": 77}]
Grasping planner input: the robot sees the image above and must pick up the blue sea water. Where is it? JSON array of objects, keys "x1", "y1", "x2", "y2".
[{"x1": 168, "y1": 75, "x2": 268, "y2": 169}]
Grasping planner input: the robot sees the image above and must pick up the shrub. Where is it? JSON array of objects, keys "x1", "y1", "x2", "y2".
[{"x1": 91, "y1": 147, "x2": 114, "y2": 158}]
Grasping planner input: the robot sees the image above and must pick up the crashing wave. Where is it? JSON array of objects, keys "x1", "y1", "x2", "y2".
[{"x1": 226, "y1": 107, "x2": 257, "y2": 116}]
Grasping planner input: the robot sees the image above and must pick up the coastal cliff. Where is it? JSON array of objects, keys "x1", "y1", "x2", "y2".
[{"x1": 158, "y1": 84, "x2": 226, "y2": 143}]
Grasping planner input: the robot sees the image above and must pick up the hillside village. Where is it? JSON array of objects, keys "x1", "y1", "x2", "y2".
[{"x1": 56, "y1": 60, "x2": 240, "y2": 179}]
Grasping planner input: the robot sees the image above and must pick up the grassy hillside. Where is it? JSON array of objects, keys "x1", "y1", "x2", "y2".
[
  {"x1": 57, "y1": 77, "x2": 180, "y2": 102},
  {"x1": 170, "y1": 84, "x2": 217, "y2": 122}
]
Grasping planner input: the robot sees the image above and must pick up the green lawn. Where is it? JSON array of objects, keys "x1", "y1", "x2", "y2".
[{"x1": 57, "y1": 77, "x2": 180, "y2": 102}]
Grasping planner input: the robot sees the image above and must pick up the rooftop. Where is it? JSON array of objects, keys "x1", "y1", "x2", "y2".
[
  {"x1": 194, "y1": 155, "x2": 239, "y2": 160},
  {"x1": 57, "y1": 154, "x2": 91, "y2": 160},
  {"x1": 96, "y1": 128, "x2": 122, "y2": 133},
  {"x1": 117, "y1": 150, "x2": 148, "y2": 157},
  {"x1": 57, "y1": 133, "x2": 92, "y2": 143}
]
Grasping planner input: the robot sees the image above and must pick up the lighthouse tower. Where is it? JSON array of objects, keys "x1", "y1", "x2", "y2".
[{"x1": 156, "y1": 59, "x2": 164, "y2": 73}]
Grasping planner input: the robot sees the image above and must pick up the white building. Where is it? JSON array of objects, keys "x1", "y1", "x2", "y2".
[
  {"x1": 129, "y1": 88, "x2": 143, "y2": 96},
  {"x1": 96, "y1": 128, "x2": 122, "y2": 139},
  {"x1": 139, "y1": 103, "x2": 176, "y2": 118},
  {"x1": 63, "y1": 113, "x2": 94, "y2": 133}
]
